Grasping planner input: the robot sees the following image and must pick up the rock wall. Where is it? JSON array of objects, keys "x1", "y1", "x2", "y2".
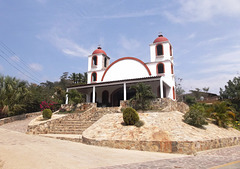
[
  {"x1": 0, "y1": 112, "x2": 42, "y2": 126},
  {"x1": 82, "y1": 136, "x2": 240, "y2": 155},
  {"x1": 120, "y1": 98, "x2": 189, "y2": 113}
]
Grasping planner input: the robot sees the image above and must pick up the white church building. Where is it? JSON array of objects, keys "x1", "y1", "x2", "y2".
[{"x1": 66, "y1": 34, "x2": 176, "y2": 106}]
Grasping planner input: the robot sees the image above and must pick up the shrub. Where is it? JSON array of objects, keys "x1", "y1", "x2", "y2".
[
  {"x1": 208, "y1": 101, "x2": 236, "y2": 128},
  {"x1": 42, "y1": 109, "x2": 52, "y2": 119},
  {"x1": 13, "y1": 104, "x2": 26, "y2": 115},
  {"x1": 134, "y1": 120, "x2": 145, "y2": 127},
  {"x1": 183, "y1": 103, "x2": 208, "y2": 128},
  {"x1": 123, "y1": 107, "x2": 139, "y2": 125}
]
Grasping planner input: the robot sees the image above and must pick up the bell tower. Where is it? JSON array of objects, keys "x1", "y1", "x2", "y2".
[{"x1": 87, "y1": 46, "x2": 110, "y2": 83}]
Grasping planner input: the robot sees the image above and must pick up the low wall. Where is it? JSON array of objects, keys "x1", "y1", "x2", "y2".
[
  {"x1": 0, "y1": 112, "x2": 42, "y2": 126},
  {"x1": 82, "y1": 136, "x2": 240, "y2": 155},
  {"x1": 120, "y1": 98, "x2": 189, "y2": 113}
]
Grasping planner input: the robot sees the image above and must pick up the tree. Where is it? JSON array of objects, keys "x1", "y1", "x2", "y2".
[
  {"x1": 202, "y1": 87, "x2": 209, "y2": 93},
  {"x1": 130, "y1": 83, "x2": 155, "y2": 110},
  {"x1": 175, "y1": 77, "x2": 185, "y2": 101},
  {"x1": 220, "y1": 76, "x2": 240, "y2": 101},
  {"x1": 67, "y1": 89, "x2": 84, "y2": 104}
]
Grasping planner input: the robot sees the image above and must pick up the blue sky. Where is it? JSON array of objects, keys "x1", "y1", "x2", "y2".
[{"x1": 0, "y1": 0, "x2": 240, "y2": 94}]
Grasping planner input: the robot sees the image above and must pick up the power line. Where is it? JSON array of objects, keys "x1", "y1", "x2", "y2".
[
  {"x1": 0, "y1": 48, "x2": 42, "y2": 83},
  {"x1": 0, "y1": 53, "x2": 41, "y2": 83},
  {"x1": 0, "y1": 41, "x2": 42, "y2": 78}
]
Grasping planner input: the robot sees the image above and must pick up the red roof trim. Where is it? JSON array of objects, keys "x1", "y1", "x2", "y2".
[{"x1": 101, "y1": 57, "x2": 152, "y2": 81}]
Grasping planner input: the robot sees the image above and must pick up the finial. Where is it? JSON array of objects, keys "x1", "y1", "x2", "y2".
[
  {"x1": 97, "y1": 44, "x2": 101, "y2": 49},
  {"x1": 158, "y1": 32, "x2": 163, "y2": 37}
]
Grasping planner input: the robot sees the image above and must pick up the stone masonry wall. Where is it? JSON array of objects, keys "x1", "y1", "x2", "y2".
[
  {"x1": 120, "y1": 98, "x2": 189, "y2": 113},
  {"x1": 0, "y1": 112, "x2": 42, "y2": 126},
  {"x1": 82, "y1": 136, "x2": 240, "y2": 155}
]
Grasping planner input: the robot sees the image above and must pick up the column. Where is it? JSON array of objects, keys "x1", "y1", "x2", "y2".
[
  {"x1": 123, "y1": 83, "x2": 127, "y2": 101},
  {"x1": 160, "y1": 78, "x2": 163, "y2": 98},
  {"x1": 92, "y1": 86, "x2": 96, "y2": 103},
  {"x1": 65, "y1": 88, "x2": 69, "y2": 104}
]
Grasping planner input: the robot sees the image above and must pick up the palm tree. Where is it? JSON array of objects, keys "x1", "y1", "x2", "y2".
[
  {"x1": 209, "y1": 101, "x2": 236, "y2": 128},
  {"x1": 130, "y1": 83, "x2": 155, "y2": 110}
]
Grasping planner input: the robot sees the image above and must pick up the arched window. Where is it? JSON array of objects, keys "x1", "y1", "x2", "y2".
[
  {"x1": 156, "y1": 44, "x2": 164, "y2": 56},
  {"x1": 91, "y1": 72, "x2": 97, "y2": 82},
  {"x1": 92, "y1": 56, "x2": 97, "y2": 66},
  {"x1": 170, "y1": 45, "x2": 172, "y2": 56},
  {"x1": 104, "y1": 57, "x2": 107, "y2": 67},
  {"x1": 171, "y1": 64, "x2": 174, "y2": 74},
  {"x1": 173, "y1": 87, "x2": 176, "y2": 100},
  {"x1": 157, "y1": 63, "x2": 164, "y2": 74}
]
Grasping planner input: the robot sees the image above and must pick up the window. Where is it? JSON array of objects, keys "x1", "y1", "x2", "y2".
[
  {"x1": 91, "y1": 72, "x2": 97, "y2": 82},
  {"x1": 157, "y1": 63, "x2": 164, "y2": 74},
  {"x1": 92, "y1": 56, "x2": 97, "y2": 66},
  {"x1": 171, "y1": 64, "x2": 174, "y2": 74},
  {"x1": 104, "y1": 57, "x2": 107, "y2": 67},
  {"x1": 156, "y1": 44, "x2": 164, "y2": 56},
  {"x1": 170, "y1": 45, "x2": 172, "y2": 56}
]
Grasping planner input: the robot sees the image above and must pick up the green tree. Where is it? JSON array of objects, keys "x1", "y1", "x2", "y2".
[
  {"x1": 175, "y1": 77, "x2": 185, "y2": 101},
  {"x1": 130, "y1": 83, "x2": 155, "y2": 110},
  {"x1": 67, "y1": 89, "x2": 84, "y2": 104}
]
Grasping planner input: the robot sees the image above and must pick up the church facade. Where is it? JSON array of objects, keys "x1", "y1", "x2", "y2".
[{"x1": 66, "y1": 34, "x2": 176, "y2": 106}]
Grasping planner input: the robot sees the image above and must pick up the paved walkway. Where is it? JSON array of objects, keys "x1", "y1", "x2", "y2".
[{"x1": 0, "y1": 116, "x2": 240, "y2": 169}]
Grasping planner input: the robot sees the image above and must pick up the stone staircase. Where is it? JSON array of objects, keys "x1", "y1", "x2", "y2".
[{"x1": 43, "y1": 106, "x2": 120, "y2": 142}]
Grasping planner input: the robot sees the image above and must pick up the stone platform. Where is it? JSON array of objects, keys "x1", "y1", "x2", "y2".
[{"x1": 82, "y1": 111, "x2": 240, "y2": 154}]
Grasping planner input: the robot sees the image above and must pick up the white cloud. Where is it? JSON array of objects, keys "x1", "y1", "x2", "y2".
[
  {"x1": 38, "y1": 30, "x2": 91, "y2": 57},
  {"x1": 119, "y1": 36, "x2": 140, "y2": 51},
  {"x1": 29, "y1": 63, "x2": 43, "y2": 72},
  {"x1": 165, "y1": 0, "x2": 240, "y2": 23},
  {"x1": 10, "y1": 55, "x2": 20, "y2": 62},
  {"x1": 187, "y1": 33, "x2": 196, "y2": 39},
  {"x1": 182, "y1": 73, "x2": 237, "y2": 94},
  {"x1": 88, "y1": 9, "x2": 161, "y2": 19}
]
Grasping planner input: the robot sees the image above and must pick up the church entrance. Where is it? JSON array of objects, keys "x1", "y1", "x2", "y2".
[{"x1": 111, "y1": 87, "x2": 136, "y2": 106}]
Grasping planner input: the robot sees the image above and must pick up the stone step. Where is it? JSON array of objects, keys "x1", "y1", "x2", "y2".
[
  {"x1": 48, "y1": 130, "x2": 85, "y2": 134},
  {"x1": 50, "y1": 126, "x2": 90, "y2": 130},
  {"x1": 40, "y1": 134, "x2": 83, "y2": 143}
]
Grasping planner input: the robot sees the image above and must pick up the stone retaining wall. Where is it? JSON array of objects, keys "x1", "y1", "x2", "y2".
[
  {"x1": 120, "y1": 98, "x2": 189, "y2": 113},
  {"x1": 0, "y1": 112, "x2": 42, "y2": 126},
  {"x1": 82, "y1": 136, "x2": 240, "y2": 155}
]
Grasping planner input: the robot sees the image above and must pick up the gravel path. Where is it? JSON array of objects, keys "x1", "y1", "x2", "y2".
[{"x1": 0, "y1": 115, "x2": 38, "y2": 133}]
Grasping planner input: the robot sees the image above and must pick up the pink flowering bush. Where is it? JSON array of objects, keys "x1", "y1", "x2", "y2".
[{"x1": 40, "y1": 101, "x2": 57, "y2": 111}]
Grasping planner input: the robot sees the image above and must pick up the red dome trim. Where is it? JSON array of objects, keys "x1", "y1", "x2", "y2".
[
  {"x1": 101, "y1": 57, "x2": 152, "y2": 81},
  {"x1": 153, "y1": 35, "x2": 168, "y2": 43},
  {"x1": 92, "y1": 47, "x2": 107, "y2": 55}
]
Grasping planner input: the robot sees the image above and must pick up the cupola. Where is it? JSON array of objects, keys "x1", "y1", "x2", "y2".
[
  {"x1": 153, "y1": 34, "x2": 169, "y2": 43},
  {"x1": 92, "y1": 46, "x2": 107, "y2": 55}
]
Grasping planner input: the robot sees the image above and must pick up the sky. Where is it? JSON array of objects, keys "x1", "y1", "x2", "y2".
[{"x1": 0, "y1": 0, "x2": 240, "y2": 94}]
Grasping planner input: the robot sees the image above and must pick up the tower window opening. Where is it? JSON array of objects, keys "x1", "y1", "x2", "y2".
[
  {"x1": 170, "y1": 45, "x2": 172, "y2": 56},
  {"x1": 157, "y1": 63, "x2": 164, "y2": 74},
  {"x1": 104, "y1": 57, "x2": 107, "y2": 67},
  {"x1": 171, "y1": 64, "x2": 174, "y2": 74},
  {"x1": 92, "y1": 56, "x2": 97, "y2": 66},
  {"x1": 91, "y1": 72, "x2": 97, "y2": 82},
  {"x1": 156, "y1": 44, "x2": 164, "y2": 56}
]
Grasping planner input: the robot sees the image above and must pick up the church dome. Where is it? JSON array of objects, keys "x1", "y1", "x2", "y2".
[
  {"x1": 92, "y1": 47, "x2": 107, "y2": 55},
  {"x1": 153, "y1": 34, "x2": 169, "y2": 43}
]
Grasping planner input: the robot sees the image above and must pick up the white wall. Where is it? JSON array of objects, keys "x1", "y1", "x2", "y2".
[{"x1": 102, "y1": 59, "x2": 150, "y2": 82}]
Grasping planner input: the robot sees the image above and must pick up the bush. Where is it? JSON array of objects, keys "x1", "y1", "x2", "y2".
[
  {"x1": 13, "y1": 104, "x2": 26, "y2": 115},
  {"x1": 42, "y1": 109, "x2": 52, "y2": 119},
  {"x1": 183, "y1": 103, "x2": 208, "y2": 128},
  {"x1": 134, "y1": 120, "x2": 145, "y2": 127},
  {"x1": 123, "y1": 107, "x2": 139, "y2": 125}
]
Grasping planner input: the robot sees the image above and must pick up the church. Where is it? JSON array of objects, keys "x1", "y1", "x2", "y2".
[{"x1": 65, "y1": 34, "x2": 176, "y2": 107}]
